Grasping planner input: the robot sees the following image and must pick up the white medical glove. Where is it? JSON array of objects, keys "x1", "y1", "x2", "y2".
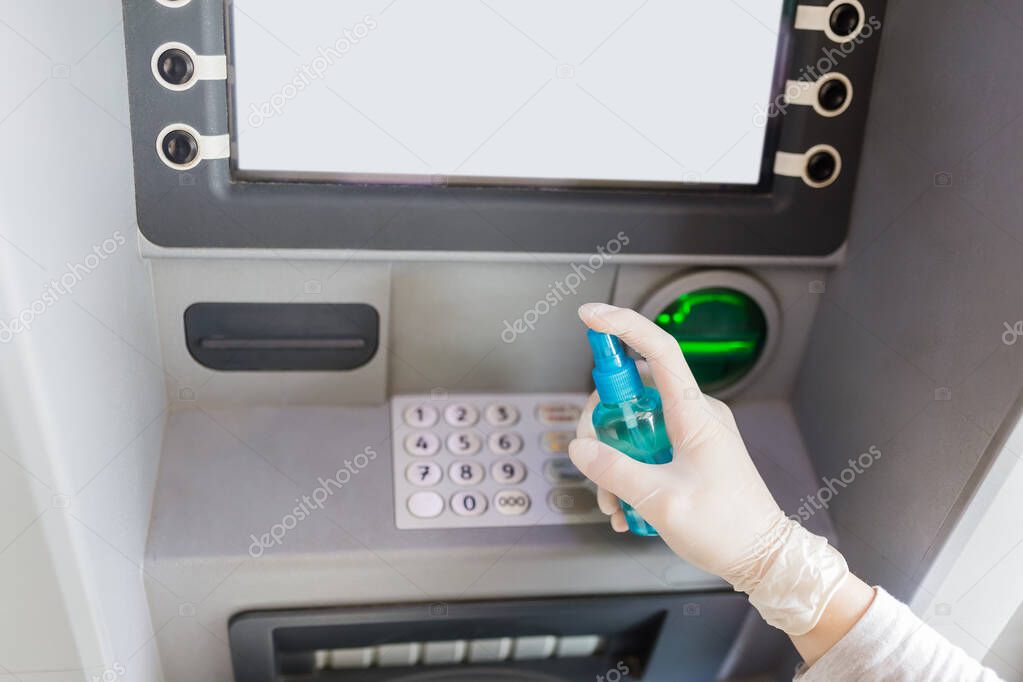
[{"x1": 570, "y1": 303, "x2": 848, "y2": 636}]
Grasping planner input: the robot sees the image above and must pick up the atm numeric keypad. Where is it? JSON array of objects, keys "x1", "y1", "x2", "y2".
[{"x1": 391, "y1": 393, "x2": 606, "y2": 530}]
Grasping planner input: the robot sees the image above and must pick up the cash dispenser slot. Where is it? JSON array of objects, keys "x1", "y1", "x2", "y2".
[{"x1": 229, "y1": 593, "x2": 748, "y2": 681}]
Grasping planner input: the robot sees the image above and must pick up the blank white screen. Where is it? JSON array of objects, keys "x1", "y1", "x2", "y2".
[{"x1": 231, "y1": 0, "x2": 784, "y2": 186}]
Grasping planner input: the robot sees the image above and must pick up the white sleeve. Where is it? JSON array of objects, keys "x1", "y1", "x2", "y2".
[{"x1": 794, "y1": 587, "x2": 1004, "y2": 681}]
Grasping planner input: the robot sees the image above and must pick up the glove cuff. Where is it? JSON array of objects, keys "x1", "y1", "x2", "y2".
[{"x1": 721, "y1": 514, "x2": 848, "y2": 636}]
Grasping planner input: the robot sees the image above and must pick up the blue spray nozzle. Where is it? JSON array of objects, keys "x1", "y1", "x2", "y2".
[{"x1": 587, "y1": 330, "x2": 643, "y2": 404}]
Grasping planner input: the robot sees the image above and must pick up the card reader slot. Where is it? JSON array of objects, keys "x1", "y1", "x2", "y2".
[
  {"x1": 184, "y1": 302, "x2": 379, "y2": 371},
  {"x1": 198, "y1": 338, "x2": 367, "y2": 351}
]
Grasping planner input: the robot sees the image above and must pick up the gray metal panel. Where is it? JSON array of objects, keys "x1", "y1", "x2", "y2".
[
  {"x1": 122, "y1": 0, "x2": 888, "y2": 255},
  {"x1": 144, "y1": 400, "x2": 832, "y2": 681},
  {"x1": 793, "y1": 0, "x2": 1023, "y2": 600}
]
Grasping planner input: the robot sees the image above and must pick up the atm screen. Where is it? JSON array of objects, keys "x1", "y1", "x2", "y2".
[{"x1": 230, "y1": 0, "x2": 786, "y2": 188}]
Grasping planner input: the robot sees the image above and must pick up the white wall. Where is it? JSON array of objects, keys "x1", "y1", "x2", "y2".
[
  {"x1": 0, "y1": 1, "x2": 167, "y2": 680},
  {"x1": 911, "y1": 404, "x2": 1023, "y2": 681}
]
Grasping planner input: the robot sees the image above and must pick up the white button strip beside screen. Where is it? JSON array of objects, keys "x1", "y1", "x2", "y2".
[
  {"x1": 392, "y1": 393, "x2": 607, "y2": 530},
  {"x1": 231, "y1": 0, "x2": 785, "y2": 186}
]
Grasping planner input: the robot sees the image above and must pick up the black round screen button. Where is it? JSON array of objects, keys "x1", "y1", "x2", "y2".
[
  {"x1": 829, "y1": 3, "x2": 862, "y2": 37},
  {"x1": 807, "y1": 151, "x2": 838, "y2": 184},
  {"x1": 162, "y1": 130, "x2": 199, "y2": 166},
  {"x1": 818, "y1": 79, "x2": 849, "y2": 112},
  {"x1": 157, "y1": 48, "x2": 195, "y2": 86}
]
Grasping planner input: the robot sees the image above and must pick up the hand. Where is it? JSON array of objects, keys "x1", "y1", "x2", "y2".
[
  {"x1": 570, "y1": 303, "x2": 851, "y2": 639},
  {"x1": 571, "y1": 302, "x2": 784, "y2": 579}
]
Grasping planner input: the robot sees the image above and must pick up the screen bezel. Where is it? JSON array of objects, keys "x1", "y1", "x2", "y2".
[
  {"x1": 223, "y1": 1, "x2": 794, "y2": 195},
  {"x1": 122, "y1": 0, "x2": 887, "y2": 257}
]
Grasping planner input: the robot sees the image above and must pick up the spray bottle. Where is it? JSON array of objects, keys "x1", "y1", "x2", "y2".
[{"x1": 587, "y1": 330, "x2": 674, "y2": 536}]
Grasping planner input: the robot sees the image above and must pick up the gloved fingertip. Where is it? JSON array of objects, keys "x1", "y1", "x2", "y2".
[
  {"x1": 610, "y1": 511, "x2": 629, "y2": 533},
  {"x1": 568, "y1": 437, "x2": 600, "y2": 471},
  {"x1": 578, "y1": 302, "x2": 617, "y2": 322},
  {"x1": 597, "y1": 487, "x2": 619, "y2": 515}
]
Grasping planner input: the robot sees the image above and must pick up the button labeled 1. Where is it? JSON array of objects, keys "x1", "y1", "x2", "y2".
[
  {"x1": 451, "y1": 491, "x2": 487, "y2": 517},
  {"x1": 491, "y1": 459, "x2": 526, "y2": 485},
  {"x1": 449, "y1": 461, "x2": 484, "y2": 486},
  {"x1": 406, "y1": 461, "x2": 442, "y2": 487},
  {"x1": 494, "y1": 489, "x2": 530, "y2": 516},
  {"x1": 404, "y1": 404, "x2": 438, "y2": 428}
]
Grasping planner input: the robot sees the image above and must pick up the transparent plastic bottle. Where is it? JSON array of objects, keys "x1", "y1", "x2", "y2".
[{"x1": 587, "y1": 330, "x2": 674, "y2": 536}]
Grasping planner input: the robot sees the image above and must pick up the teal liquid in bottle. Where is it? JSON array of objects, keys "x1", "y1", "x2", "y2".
[{"x1": 587, "y1": 330, "x2": 674, "y2": 536}]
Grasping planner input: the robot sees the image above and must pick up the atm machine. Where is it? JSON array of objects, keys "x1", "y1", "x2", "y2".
[
  {"x1": 127, "y1": 0, "x2": 875, "y2": 679},
  {"x1": 6, "y1": 0, "x2": 1023, "y2": 680},
  {"x1": 119, "y1": 1, "x2": 888, "y2": 679}
]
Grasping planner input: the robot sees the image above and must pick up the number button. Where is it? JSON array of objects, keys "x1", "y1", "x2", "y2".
[
  {"x1": 491, "y1": 459, "x2": 526, "y2": 485},
  {"x1": 444, "y1": 403, "x2": 479, "y2": 427},
  {"x1": 485, "y1": 403, "x2": 519, "y2": 427},
  {"x1": 537, "y1": 403, "x2": 581, "y2": 426},
  {"x1": 446, "y1": 431, "x2": 482, "y2": 456},
  {"x1": 488, "y1": 431, "x2": 523, "y2": 455},
  {"x1": 451, "y1": 491, "x2": 487, "y2": 517},
  {"x1": 494, "y1": 489, "x2": 531, "y2": 516},
  {"x1": 406, "y1": 462, "x2": 442, "y2": 487},
  {"x1": 449, "y1": 461, "x2": 485, "y2": 486},
  {"x1": 407, "y1": 491, "x2": 444, "y2": 519},
  {"x1": 405, "y1": 432, "x2": 440, "y2": 457},
  {"x1": 404, "y1": 404, "x2": 438, "y2": 428}
]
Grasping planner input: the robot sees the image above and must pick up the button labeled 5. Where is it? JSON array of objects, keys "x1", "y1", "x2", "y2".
[{"x1": 447, "y1": 431, "x2": 482, "y2": 455}]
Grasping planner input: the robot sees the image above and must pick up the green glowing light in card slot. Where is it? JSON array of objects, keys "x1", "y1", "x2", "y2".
[{"x1": 652, "y1": 288, "x2": 768, "y2": 392}]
